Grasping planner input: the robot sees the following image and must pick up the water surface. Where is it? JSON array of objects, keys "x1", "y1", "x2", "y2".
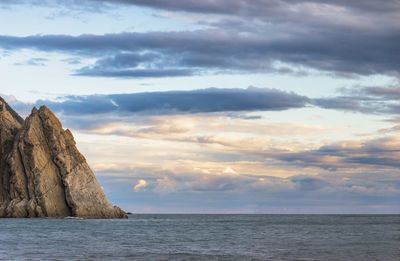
[{"x1": 0, "y1": 215, "x2": 398, "y2": 260}]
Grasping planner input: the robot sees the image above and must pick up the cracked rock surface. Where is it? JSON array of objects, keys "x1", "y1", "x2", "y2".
[{"x1": 0, "y1": 98, "x2": 127, "y2": 218}]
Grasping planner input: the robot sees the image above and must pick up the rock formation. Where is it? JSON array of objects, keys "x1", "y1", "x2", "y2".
[{"x1": 0, "y1": 97, "x2": 127, "y2": 218}]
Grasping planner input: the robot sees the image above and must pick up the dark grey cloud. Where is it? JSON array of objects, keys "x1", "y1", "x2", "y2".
[
  {"x1": 32, "y1": 87, "x2": 309, "y2": 115},
  {"x1": 0, "y1": 13, "x2": 399, "y2": 78},
  {"x1": 273, "y1": 136, "x2": 400, "y2": 171},
  {"x1": 1, "y1": 1, "x2": 399, "y2": 78},
  {"x1": 75, "y1": 68, "x2": 195, "y2": 78},
  {"x1": 7, "y1": 85, "x2": 400, "y2": 123},
  {"x1": 114, "y1": 0, "x2": 400, "y2": 14},
  {"x1": 13, "y1": 57, "x2": 48, "y2": 66},
  {"x1": 291, "y1": 175, "x2": 328, "y2": 191},
  {"x1": 9, "y1": 0, "x2": 397, "y2": 17},
  {"x1": 0, "y1": 31, "x2": 282, "y2": 77},
  {"x1": 3, "y1": 0, "x2": 400, "y2": 11},
  {"x1": 6, "y1": 85, "x2": 400, "y2": 122},
  {"x1": 313, "y1": 85, "x2": 400, "y2": 115},
  {"x1": 362, "y1": 86, "x2": 400, "y2": 99}
]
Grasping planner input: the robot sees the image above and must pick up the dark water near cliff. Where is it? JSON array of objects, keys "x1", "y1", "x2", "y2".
[{"x1": 0, "y1": 215, "x2": 399, "y2": 260}]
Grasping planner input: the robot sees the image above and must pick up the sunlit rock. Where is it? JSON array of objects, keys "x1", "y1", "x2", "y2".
[{"x1": 0, "y1": 97, "x2": 127, "y2": 218}]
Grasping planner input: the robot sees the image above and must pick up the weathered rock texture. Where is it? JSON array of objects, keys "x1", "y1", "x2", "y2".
[{"x1": 0, "y1": 98, "x2": 127, "y2": 218}]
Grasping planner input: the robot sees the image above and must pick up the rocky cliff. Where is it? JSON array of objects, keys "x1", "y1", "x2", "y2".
[{"x1": 0, "y1": 98, "x2": 127, "y2": 218}]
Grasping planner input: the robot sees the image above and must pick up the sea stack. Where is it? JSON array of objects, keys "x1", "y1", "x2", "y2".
[{"x1": 0, "y1": 97, "x2": 127, "y2": 218}]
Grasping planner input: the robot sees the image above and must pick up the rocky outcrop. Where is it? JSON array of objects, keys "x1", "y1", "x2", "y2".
[
  {"x1": 0, "y1": 99, "x2": 23, "y2": 209},
  {"x1": 0, "y1": 98, "x2": 127, "y2": 218}
]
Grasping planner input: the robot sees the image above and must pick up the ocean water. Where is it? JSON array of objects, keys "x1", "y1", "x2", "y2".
[{"x1": 0, "y1": 215, "x2": 398, "y2": 260}]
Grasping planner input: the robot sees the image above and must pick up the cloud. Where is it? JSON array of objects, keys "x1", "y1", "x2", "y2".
[
  {"x1": 0, "y1": 12, "x2": 399, "y2": 78},
  {"x1": 30, "y1": 87, "x2": 309, "y2": 115},
  {"x1": 71, "y1": 105, "x2": 400, "y2": 176},
  {"x1": 273, "y1": 136, "x2": 400, "y2": 171},
  {"x1": 73, "y1": 52, "x2": 196, "y2": 78},
  {"x1": 14, "y1": 57, "x2": 48, "y2": 66},
  {"x1": 291, "y1": 175, "x2": 329, "y2": 191},
  {"x1": 1, "y1": 1, "x2": 399, "y2": 78},
  {"x1": 6, "y1": 1, "x2": 400, "y2": 18},
  {"x1": 75, "y1": 68, "x2": 195, "y2": 78},
  {"x1": 313, "y1": 85, "x2": 400, "y2": 114},
  {"x1": 97, "y1": 165, "x2": 400, "y2": 213},
  {"x1": 5, "y1": 84, "x2": 400, "y2": 128},
  {"x1": 133, "y1": 179, "x2": 148, "y2": 192},
  {"x1": 98, "y1": 0, "x2": 400, "y2": 16}
]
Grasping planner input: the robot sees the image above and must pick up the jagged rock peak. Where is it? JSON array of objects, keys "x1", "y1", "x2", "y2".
[
  {"x1": 0, "y1": 97, "x2": 127, "y2": 219},
  {"x1": 0, "y1": 96, "x2": 24, "y2": 125}
]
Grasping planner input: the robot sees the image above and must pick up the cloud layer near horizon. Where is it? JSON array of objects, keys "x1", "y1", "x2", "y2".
[{"x1": 2, "y1": 85, "x2": 400, "y2": 213}]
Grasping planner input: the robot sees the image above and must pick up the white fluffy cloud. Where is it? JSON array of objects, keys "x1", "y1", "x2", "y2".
[{"x1": 133, "y1": 179, "x2": 148, "y2": 192}]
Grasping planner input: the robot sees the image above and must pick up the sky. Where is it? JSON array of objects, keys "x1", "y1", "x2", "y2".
[{"x1": 0, "y1": 0, "x2": 399, "y2": 214}]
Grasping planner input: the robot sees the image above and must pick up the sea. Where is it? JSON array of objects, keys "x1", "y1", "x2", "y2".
[{"x1": 0, "y1": 214, "x2": 398, "y2": 260}]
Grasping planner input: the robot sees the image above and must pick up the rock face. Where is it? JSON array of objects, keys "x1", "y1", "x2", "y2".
[{"x1": 0, "y1": 98, "x2": 127, "y2": 218}]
